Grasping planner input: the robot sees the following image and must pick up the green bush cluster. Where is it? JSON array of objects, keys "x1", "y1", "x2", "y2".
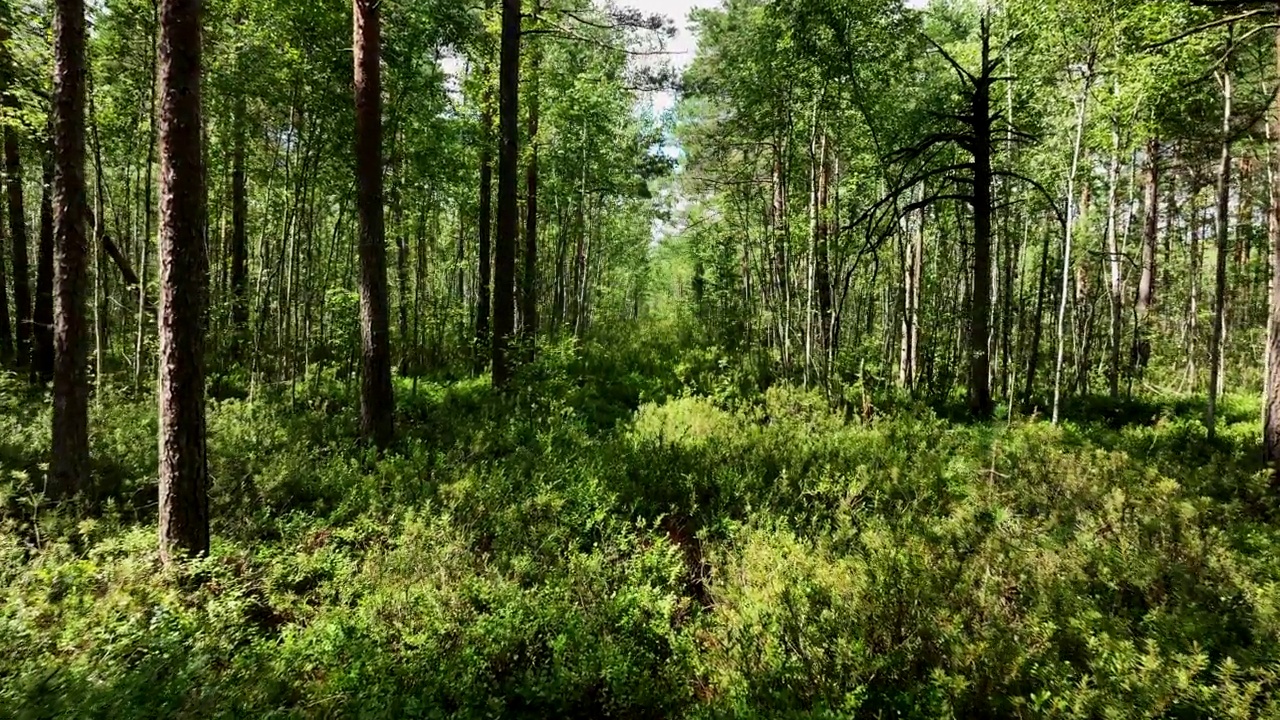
[{"x1": 1, "y1": 347, "x2": 1279, "y2": 718}]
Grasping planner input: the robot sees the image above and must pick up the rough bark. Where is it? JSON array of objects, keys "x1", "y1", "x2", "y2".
[
  {"x1": 353, "y1": 0, "x2": 394, "y2": 445},
  {"x1": 157, "y1": 0, "x2": 209, "y2": 564},
  {"x1": 492, "y1": 0, "x2": 521, "y2": 388},
  {"x1": 49, "y1": 0, "x2": 90, "y2": 498}
]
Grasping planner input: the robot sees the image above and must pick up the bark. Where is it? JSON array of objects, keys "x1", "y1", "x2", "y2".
[
  {"x1": 968, "y1": 40, "x2": 994, "y2": 419},
  {"x1": 476, "y1": 105, "x2": 493, "y2": 372},
  {"x1": 1207, "y1": 68, "x2": 1232, "y2": 436},
  {"x1": 50, "y1": 0, "x2": 90, "y2": 498},
  {"x1": 1052, "y1": 70, "x2": 1092, "y2": 424},
  {"x1": 157, "y1": 0, "x2": 209, "y2": 564},
  {"x1": 521, "y1": 3, "x2": 540, "y2": 355},
  {"x1": 0, "y1": 178, "x2": 9, "y2": 362},
  {"x1": 1105, "y1": 115, "x2": 1123, "y2": 398},
  {"x1": 353, "y1": 0, "x2": 394, "y2": 446},
  {"x1": 136, "y1": 6, "x2": 157, "y2": 389},
  {"x1": 5, "y1": 128, "x2": 29, "y2": 367},
  {"x1": 33, "y1": 147, "x2": 54, "y2": 383},
  {"x1": 1265, "y1": 28, "x2": 1280, "y2": 466},
  {"x1": 230, "y1": 93, "x2": 248, "y2": 349},
  {"x1": 492, "y1": 0, "x2": 520, "y2": 387},
  {"x1": 1134, "y1": 137, "x2": 1159, "y2": 374}
]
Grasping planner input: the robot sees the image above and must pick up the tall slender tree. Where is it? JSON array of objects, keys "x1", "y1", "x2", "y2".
[
  {"x1": 4, "y1": 128, "x2": 29, "y2": 368},
  {"x1": 353, "y1": 0, "x2": 394, "y2": 446},
  {"x1": 157, "y1": 0, "x2": 209, "y2": 563},
  {"x1": 492, "y1": 0, "x2": 521, "y2": 388},
  {"x1": 33, "y1": 148, "x2": 54, "y2": 382},
  {"x1": 521, "y1": 1, "x2": 541, "y2": 355},
  {"x1": 49, "y1": 0, "x2": 90, "y2": 497}
]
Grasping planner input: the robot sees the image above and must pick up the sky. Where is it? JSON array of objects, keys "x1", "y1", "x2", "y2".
[{"x1": 631, "y1": 0, "x2": 717, "y2": 115}]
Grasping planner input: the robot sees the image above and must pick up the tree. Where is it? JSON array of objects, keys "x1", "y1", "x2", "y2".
[
  {"x1": 4, "y1": 127, "x2": 29, "y2": 368},
  {"x1": 157, "y1": 0, "x2": 209, "y2": 563},
  {"x1": 492, "y1": 0, "x2": 521, "y2": 388},
  {"x1": 49, "y1": 0, "x2": 90, "y2": 498},
  {"x1": 353, "y1": 0, "x2": 394, "y2": 446}
]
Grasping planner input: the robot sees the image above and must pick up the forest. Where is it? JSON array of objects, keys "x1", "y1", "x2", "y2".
[{"x1": 2, "y1": 0, "x2": 1280, "y2": 716}]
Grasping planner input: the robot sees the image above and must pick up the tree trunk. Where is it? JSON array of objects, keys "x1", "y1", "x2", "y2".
[
  {"x1": 1053, "y1": 71, "x2": 1092, "y2": 424},
  {"x1": 353, "y1": 0, "x2": 394, "y2": 446},
  {"x1": 1207, "y1": 68, "x2": 1233, "y2": 436},
  {"x1": 0, "y1": 177, "x2": 9, "y2": 363},
  {"x1": 1134, "y1": 137, "x2": 1159, "y2": 375},
  {"x1": 1105, "y1": 115, "x2": 1123, "y2": 399},
  {"x1": 230, "y1": 94, "x2": 248, "y2": 352},
  {"x1": 156, "y1": 0, "x2": 208, "y2": 563},
  {"x1": 521, "y1": 3, "x2": 540, "y2": 357},
  {"x1": 1264, "y1": 29, "x2": 1280, "y2": 467},
  {"x1": 49, "y1": 0, "x2": 90, "y2": 498},
  {"x1": 492, "y1": 0, "x2": 521, "y2": 387},
  {"x1": 136, "y1": 7, "x2": 158, "y2": 389},
  {"x1": 5, "y1": 128, "x2": 30, "y2": 368},
  {"x1": 969, "y1": 54, "x2": 994, "y2": 419},
  {"x1": 33, "y1": 147, "x2": 55, "y2": 383}
]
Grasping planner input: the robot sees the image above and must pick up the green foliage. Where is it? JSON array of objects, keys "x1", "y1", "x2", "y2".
[{"x1": 4, "y1": 336, "x2": 1280, "y2": 717}]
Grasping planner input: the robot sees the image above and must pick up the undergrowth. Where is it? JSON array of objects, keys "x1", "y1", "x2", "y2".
[{"x1": 2, "y1": 335, "x2": 1279, "y2": 718}]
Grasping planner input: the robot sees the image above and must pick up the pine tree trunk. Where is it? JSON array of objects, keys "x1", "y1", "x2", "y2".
[
  {"x1": 1207, "y1": 68, "x2": 1233, "y2": 436},
  {"x1": 352, "y1": 0, "x2": 394, "y2": 445},
  {"x1": 521, "y1": 5, "x2": 540, "y2": 357},
  {"x1": 492, "y1": 0, "x2": 521, "y2": 387},
  {"x1": 5, "y1": 128, "x2": 30, "y2": 368},
  {"x1": 49, "y1": 0, "x2": 90, "y2": 498},
  {"x1": 156, "y1": 0, "x2": 209, "y2": 563}
]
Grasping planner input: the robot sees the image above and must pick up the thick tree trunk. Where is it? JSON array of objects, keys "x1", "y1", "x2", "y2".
[
  {"x1": 157, "y1": 0, "x2": 208, "y2": 563},
  {"x1": 1207, "y1": 69, "x2": 1233, "y2": 436},
  {"x1": 353, "y1": 0, "x2": 394, "y2": 445},
  {"x1": 521, "y1": 4, "x2": 540, "y2": 356},
  {"x1": 1134, "y1": 137, "x2": 1159, "y2": 375},
  {"x1": 492, "y1": 0, "x2": 520, "y2": 387},
  {"x1": 49, "y1": 0, "x2": 90, "y2": 498},
  {"x1": 5, "y1": 129, "x2": 30, "y2": 368}
]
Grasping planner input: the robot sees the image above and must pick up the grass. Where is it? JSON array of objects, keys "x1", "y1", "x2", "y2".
[{"x1": 1, "y1": 337, "x2": 1279, "y2": 718}]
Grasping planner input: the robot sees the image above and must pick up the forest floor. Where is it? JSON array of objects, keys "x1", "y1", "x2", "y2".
[{"x1": 2, "y1": 330, "x2": 1280, "y2": 718}]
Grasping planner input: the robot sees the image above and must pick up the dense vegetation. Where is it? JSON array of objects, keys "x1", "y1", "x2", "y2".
[{"x1": 3, "y1": 0, "x2": 1280, "y2": 716}]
